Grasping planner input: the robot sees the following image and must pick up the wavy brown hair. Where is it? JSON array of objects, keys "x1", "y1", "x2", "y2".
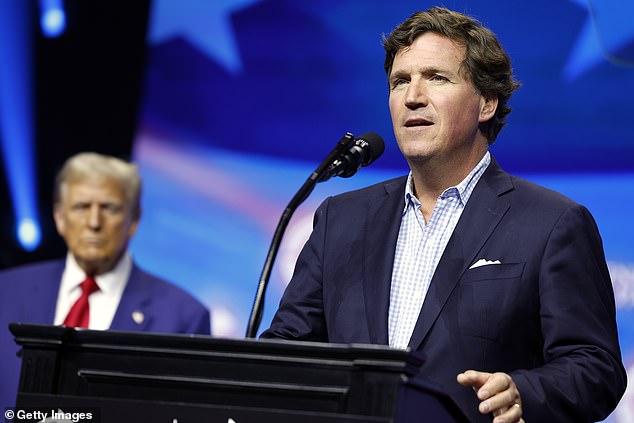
[{"x1": 383, "y1": 7, "x2": 520, "y2": 143}]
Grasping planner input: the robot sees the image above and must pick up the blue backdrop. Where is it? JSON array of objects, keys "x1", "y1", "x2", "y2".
[{"x1": 125, "y1": 1, "x2": 633, "y2": 420}]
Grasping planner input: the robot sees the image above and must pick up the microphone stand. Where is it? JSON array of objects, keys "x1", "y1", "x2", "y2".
[{"x1": 245, "y1": 132, "x2": 356, "y2": 338}]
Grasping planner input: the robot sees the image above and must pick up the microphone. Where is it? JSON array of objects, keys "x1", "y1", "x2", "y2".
[
  {"x1": 318, "y1": 132, "x2": 385, "y2": 182},
  {"x1": 246, "y1": 131, "x2": 384, "y2": 337}
]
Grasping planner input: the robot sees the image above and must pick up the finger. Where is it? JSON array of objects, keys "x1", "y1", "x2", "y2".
[
  {"x1": 477, "y1": 372, "x2": 513, "y2": 400},
  {"x1": 491, "y1": 401, "x2": 522, "y2": 423},
  {"x1": 457, "y1": 370, "x2": 491, "y2": 388},
  {"x1": 480, "y1": 389, "x2": 518, "y2": 415}
]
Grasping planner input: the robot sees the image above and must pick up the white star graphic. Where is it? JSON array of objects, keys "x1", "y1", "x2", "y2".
[{"x1": 148, "y1": 0, "x2": 261, "y2": 74}]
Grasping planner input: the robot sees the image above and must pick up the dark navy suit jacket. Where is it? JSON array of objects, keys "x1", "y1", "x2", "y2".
[
  {"x1": 0, "y1": 259, "x2": 210, "y2": 409},
  {"x1": 262, "y1": 159, "x2": 626, "y2": 422}
]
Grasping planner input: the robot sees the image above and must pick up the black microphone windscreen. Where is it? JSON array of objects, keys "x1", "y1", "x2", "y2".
[{"x1": 356, "y1": 132, "x2": 385, "y2": 166}]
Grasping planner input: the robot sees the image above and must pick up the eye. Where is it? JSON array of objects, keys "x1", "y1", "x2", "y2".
[
  {"x1": 390, "y1": 78, "x2": 408, "y2": 89},
  {"x1": 430, "y1": 74, "x2": 449, "y2": 82},
  {"x1": 71, "y1": 202, "x2": 90, "y2": 211},
  {"x1": 101, "y1": 203, "x2": 123, "y2": 214}
]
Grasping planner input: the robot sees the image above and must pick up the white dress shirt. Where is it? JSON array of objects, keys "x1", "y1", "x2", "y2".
[
  {"x1": 388, "y1": 152, "x2": 491, "y2": 349},
  {"x1": 53, "y1": 252, "x2": 132, "y2": 330}
]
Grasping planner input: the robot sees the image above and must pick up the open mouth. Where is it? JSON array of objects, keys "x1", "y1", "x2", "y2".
[{"x1": 404, "y1": 118, "x2": 433, "y2": 127}]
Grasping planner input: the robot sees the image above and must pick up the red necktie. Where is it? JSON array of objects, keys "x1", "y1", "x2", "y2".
[{"x1": 63, "y1": 276, "x2": 100, "y2": 328}]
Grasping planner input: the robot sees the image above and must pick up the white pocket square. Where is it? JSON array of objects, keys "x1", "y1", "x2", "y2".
[{"x1": 469, "y1": 259, "x2": 502, "y2": 269}]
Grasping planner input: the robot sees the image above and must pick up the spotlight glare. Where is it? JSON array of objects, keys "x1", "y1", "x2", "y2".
[
  {"x1": 41, "y1": 8, "x2": 66, "y2": 37},
  {"x1": 1, "y1": 2, "x2": 40, "y2": 254},
  {"x1": 39, "y1": 0, "x2": 66, "y2": 38},
  {"x1": 18, "y1": 218, "x2": 41, "y2": 251}
]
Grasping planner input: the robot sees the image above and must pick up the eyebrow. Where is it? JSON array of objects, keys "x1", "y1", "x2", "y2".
[
  {"x1": 389, "y1": 69, "x2": 409, "y2": 81},
  {"x1": 390, "y1": 66, "x2": 457, "y2": 80}
]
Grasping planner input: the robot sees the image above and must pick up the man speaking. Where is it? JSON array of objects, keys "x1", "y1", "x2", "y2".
[{"x1": 262, "y1": 7, "x2": 626, "y2": 422}]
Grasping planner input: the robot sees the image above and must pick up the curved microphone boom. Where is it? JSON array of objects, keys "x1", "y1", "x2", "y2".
[{"x1": 246, "y1": 131, "x2": 384, "y2": 338}]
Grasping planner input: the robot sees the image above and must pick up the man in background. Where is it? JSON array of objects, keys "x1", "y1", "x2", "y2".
[
  {"x1": 0, "y1": 152, "x2": 210, "y2": 409},
  {"x1": 262, "y1": 7, "x2": 625, "y2": 422}
]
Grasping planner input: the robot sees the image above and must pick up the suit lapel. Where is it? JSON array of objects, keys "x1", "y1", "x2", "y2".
[
  {"x1": 363, "y1": 177, "x2": 407, "y2": 345},
  {"x1": 408, "y1": 160, "x2": 513, "y2": 350},
  {"x1": 110, "y1": 265, "x2": 153, "y2": 331}
]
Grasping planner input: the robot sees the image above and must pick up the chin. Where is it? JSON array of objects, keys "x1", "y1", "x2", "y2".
[
  {"x1": 397, "y1": 140, "x2": 435, "y2": 158},
  {"x1": 401, "y1": 148, "x2": 434, "y2": 163},
  {"x1": 77, "y1": 254, "x2": 111, "y2": 270},
  {"x1": 79, "y1": 252, "x2": 107, "y2": 263}
]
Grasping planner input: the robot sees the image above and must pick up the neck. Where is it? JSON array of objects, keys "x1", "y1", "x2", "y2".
[{"x1": 409, "y1": 142, "x2": 488, "y2": 218}]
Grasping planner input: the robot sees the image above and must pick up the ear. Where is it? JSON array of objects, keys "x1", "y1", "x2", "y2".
[
  {"x1": 53, "y1": 204, "x2": 66, "y2": 236},
  {"x1": 127, "y1": 210, "x2": 141, "y2": 239},
  {"x1": 478, "y1": 96, "x2": 498, "y2": 123}
]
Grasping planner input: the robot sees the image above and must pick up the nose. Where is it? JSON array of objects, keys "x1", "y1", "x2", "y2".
[
  {"x1": 87, "y1": 204, "x2": 102, "y2": 230},
  {"x1": 404, "y1": 79, "x2": 428, "y2": 110}
]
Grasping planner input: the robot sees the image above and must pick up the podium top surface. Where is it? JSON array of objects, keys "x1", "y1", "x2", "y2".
[{"x1": 10, "y1": 323, "x2": 425, "y2": 375}]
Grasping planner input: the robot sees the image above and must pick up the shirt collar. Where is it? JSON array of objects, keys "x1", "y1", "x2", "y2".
[
  {"x1": 403, "y1": 151, "x2": 491, "y2": 212},
  {"x1": 62, "y1": 252, "x2": 132, "y2": 295}
]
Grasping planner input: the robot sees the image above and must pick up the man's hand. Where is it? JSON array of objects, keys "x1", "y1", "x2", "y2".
[{"x1": 457, "y1": 370, "x2": 524, "y2": 423}]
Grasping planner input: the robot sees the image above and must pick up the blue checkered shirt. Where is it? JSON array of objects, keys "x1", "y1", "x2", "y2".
[{"x1": 388, "y1": 152, "x2": 491, "y2": 348}]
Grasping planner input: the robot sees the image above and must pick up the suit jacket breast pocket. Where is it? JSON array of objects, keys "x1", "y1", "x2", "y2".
[
  {"x1": 462, "y1": 262, "x2": 525, "y2": 282},
  {"x1": 458, "y1": 262, "x2": 526, "y2": 341}
]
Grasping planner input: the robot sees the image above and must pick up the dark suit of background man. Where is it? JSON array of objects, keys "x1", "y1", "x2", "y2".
[
  {"x1": 0, "y1": 152, "x2": 211, "y2": 409},
  {"x1": 262, "y1": 7, "x2": 626, "y2": 423}
]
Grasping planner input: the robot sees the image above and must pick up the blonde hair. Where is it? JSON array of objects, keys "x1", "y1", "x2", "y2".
[{"x1": 54, "y1": 152, "x2": 141, "y2": 218}]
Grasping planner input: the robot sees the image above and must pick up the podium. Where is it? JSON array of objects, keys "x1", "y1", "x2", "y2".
[{"x1": 10, "y1": 323, "x2": 469, "y2": 422}]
